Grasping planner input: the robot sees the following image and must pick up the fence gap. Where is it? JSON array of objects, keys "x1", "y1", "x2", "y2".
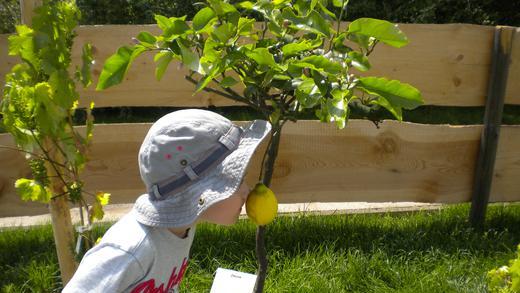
[{"x1": 469, "y1": 26, "x2": 515, "y2": 228}]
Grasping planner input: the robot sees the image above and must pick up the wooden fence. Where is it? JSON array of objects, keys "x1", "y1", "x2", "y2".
[{"x1": 0, "y1": 21, "x2": 519, "y2": 218}]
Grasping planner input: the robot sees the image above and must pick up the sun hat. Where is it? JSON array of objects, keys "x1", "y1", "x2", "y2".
[{"x1": 133, "y1": 109, "x2": 272, "y2": 228}]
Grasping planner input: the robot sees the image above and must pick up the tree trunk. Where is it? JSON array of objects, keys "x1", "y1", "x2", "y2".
[{"x1": 254, "y1": 123, "x2": 283, "y2": 293}]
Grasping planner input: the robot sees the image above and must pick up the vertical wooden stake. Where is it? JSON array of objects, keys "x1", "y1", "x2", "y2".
[
  {"x1": 20, "y1": 0, "x2": 42, "y2": 27},
  {"x1": 44, "y1": 138, "x2": 78, "y2": 285},
  {"x1": 254, "y1": 123, "x2": 282, "y2": 293},
  {"x1": 469, "y1": 26, "x2": 515, "y2": 228},
  {"x1": 49, "y1": 194, "x2": 77, "y2": 284}
]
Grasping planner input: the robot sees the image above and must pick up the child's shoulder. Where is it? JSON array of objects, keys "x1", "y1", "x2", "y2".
[{"x1": 99, "y1": 212, "x2": 152, "y2": 254}]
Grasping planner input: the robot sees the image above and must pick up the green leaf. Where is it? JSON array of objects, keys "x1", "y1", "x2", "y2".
[
  {"x1": 90, "y1": 200, "x2": 104, "y2": 222},
  {"x1": 294, "y1": 0, "x2": 318, "y2": 16},
  {"x1": 246, "y1": 48, "x2": 277, "y2": 67},
  {"x1": 154, "y1": 50, "x2": 175, "y2": 81},
  {"x1": 357, "y1": 77, "x2": 422, "y2": 121},
  {"x1": 347, "y1": 33, "x2": 370, "y2": 50},
  {"x1": 273, "y1": 0, "x2": 291, "y2": 6},
  {"x1": 96, "y1": 192, "x2": 111, "y2": 206},
  {"x1": 358, "y1": 77, "x2": 423, "y2": 110},
  {"x1": 195, "y1": 62, "x2": 224, "y2": 93},
  {"x1": 371, "y1": 95, "x2": 403, "y2": 121},
  {"x1": 332, "y1": 0, "x2": 349, "y2": 8},
  {"x1": 282, "y1": 39, "x2": 321, "y2": 57},
  {"x1": 195, "y1": 75, "x2": 215, "y2": 93},
  {"x1": 237, "y1": 17, "x2": 255, "y2": 36},
  {"x1": 296, "y1": 55, "x2": 342, "y2": 74},
  {"x1": 333, "y1": 33, "x2": 352, "y2": 53},
  {"x1": 295, "y1": 78, "x2": 321, "y2": 108},
  {"x1": 220, "y1": 76, "x2": 239, "y2": 88},
  {"x1": 208, "y1": 0, "x2": 238, "y2": 15},
  {"x1": 34, "y1": 82, "x2": 65, "y2": 135},
  {"x1": 193, "y1": 7, "x2": 216, "y2": 31},
  {"x1": 86, "y1": 101, "x2": 95, "y2": 144},
  {"x1": 348, "y1": 51, "x2": 371, "y2": 72},
  {"x1": 136, "y1": 31, "x2": 157, "y2": 46},
  {"x1": 237, "y1": 1, "x2": 254, "y2": 9},
  {"x1": 267, "y1": 21, "x2": 283, "y2": 37},
  {"x1": 77, "y1": 43, "x2": 94, "y2": 87},
  {"x1": 316, "y1": 1, "x2": 337, "y2": 20},
  {"x1": 326, "y1": 93, "x2": 348, "y2": 129},
  {"x1": 178, "y1": 40, "x2": 200, "y2": 72},
  {"x1": 282, "y1": 9, "x2": 331, "y2": 37},
  {"x1": 8, "y1": 25, "x2": 33, "y2": 55},
  {"x1": 168, "y1": 17, "x2": 191, "y2": 37},
  {"x1": 211, "y1": 23, "x2": 236, "y2": 43},
  {"x1": 48, "y1": 70, "x2": 77, "y2": 108},
  {"x1": 156, "y1": 15, "x2": 191, "y2": 39},
  {"x1": 331, "y1": 88, "x2": 350, "y2": 100},
  {"x1": 15, "y1": 178, "x2": 51, "y2": 203},
  {"x1": 155, "y1": 15, "x2": 172, "y2": 31},
  {"x1": 96, "y1": 45, "x2": 146, "y2": 90},
  {"x1": 348, "y1": 18, "x2": 408, "y2": 48},
  {"x1": 8, "y1": 25, "x2": 39, "y2": 69}
]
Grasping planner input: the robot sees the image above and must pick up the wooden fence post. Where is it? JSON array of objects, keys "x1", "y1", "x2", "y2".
[
  {"x1": 469, "y1": 26, "x2": 515, "y2": 228},
  {"x1": 20, "y1": 0, "x2": 42, "y2": 26},
  {"x1": 19, "y1": 0, "x2": 78, "y2": 284}
]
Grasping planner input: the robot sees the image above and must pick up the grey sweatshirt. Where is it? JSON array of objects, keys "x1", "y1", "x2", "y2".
[{"x1": 63, "y1": 211, "x2": 195, "y2": 293}]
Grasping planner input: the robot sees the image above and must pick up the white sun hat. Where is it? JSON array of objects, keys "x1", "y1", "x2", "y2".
[{"x1": 133, "y1": 109, "x2": 272, "y2": 228}]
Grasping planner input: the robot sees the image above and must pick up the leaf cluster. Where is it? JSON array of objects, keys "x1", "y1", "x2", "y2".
[
  {"x1": 487, "y1": 244, "x2": 520, "y2": 293},
  {"x1": 98, "y1": 0, "x2": 423, "y2": 129},
  {"x1": 0, "y1": 0, "x2": 108, "y2": 224}
]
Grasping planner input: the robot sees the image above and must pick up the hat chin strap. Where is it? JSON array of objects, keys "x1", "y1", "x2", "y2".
[{"x1": 150, "y1": 125, "x2": 243, "y2": 201}]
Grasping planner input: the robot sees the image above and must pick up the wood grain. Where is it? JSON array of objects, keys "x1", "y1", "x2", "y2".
[
  {"x1": 505, "y1": 27, "x2": 520, "y2": 105},
  {"x1": 1, "y1": 121, "x2": 519, "y2": 217},
  {"x1": 3, "y1": 23, "x2": 519, "y2": 107}
]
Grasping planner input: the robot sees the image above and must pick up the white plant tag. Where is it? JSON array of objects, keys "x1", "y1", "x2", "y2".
[{"x1": 209, "y1": 268, "x2": 257, "y2": 293}]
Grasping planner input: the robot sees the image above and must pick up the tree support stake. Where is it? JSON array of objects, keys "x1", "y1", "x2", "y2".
[{"x1": 469, "y1": 26, "x2": 515, "y2": 228}]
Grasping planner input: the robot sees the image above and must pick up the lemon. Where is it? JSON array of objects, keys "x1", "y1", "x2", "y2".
[{"x1": 246, "y1": 183, "x2": 278, "y2": 226}]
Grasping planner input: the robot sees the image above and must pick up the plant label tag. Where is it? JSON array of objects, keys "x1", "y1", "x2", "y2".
[{"x1": 209, "y1": 268, "x2": 257, "y2": 293}]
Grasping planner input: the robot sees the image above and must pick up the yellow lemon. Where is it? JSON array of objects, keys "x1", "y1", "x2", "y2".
[{"x1": 246, "y1": 183, "x2": 278, "y2": 226}]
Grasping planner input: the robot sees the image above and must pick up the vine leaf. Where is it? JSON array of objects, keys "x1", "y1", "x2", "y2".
[{"x1": 15, "y1": 178, "x2": 51, "y2": 203}]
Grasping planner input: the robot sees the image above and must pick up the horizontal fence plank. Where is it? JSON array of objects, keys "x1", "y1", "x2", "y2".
[
  {"x1": 505, "y1": 27, "x2": 520, "y2": 105},
  {"x1": 3, "y1": 23, "x2": 519, "y2": 107},
  {"x1": 1, "y1": 120, "x2": 519, "y2": 217}
]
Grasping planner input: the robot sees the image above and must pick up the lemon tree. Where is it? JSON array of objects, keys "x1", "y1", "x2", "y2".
[{"x1": 96, "y1": 0, "x2": 423, "y2": 291}]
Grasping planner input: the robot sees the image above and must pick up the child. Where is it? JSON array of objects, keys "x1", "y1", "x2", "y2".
[{"x1": 63, "y1": 109, "x2": 271, "y2": 292}]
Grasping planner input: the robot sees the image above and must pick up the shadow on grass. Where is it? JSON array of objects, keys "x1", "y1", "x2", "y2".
[{"x1": 191, "y1": 204, "x2": 520, "y2": 263}]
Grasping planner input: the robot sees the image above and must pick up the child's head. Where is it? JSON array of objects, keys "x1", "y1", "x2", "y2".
[{"x1": 132, "y1": 109, "x2": 271, "y2": 228}]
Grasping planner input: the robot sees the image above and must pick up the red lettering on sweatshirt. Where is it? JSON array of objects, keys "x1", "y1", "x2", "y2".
[{"x1": 131, "y1": 258, "x2": 188, "y2": 293}]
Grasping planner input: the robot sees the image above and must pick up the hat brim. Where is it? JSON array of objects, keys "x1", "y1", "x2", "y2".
[{"x1": 133, "y1": 119, "x2": 272, "y2": 228}]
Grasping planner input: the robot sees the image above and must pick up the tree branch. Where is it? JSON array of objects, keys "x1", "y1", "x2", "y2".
[
  {"x1": 366, "y1": 40, "x2": 379, "y2": 56},
  {"x1": 184, "y1": 75, "x2": 269, "y2": 117},
  {"x1": 0, "y1": 145, "x2": 73, "y2": 169}
]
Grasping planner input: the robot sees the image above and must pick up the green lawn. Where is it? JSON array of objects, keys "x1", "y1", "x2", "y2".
[{"x1": 1, "y1": 203, "x2": 519, "y2": 292}]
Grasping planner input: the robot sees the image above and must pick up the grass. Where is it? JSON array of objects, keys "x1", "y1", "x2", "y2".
[{"x1": 0, "y1": 204, "x2": 519, "y2": 292}]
